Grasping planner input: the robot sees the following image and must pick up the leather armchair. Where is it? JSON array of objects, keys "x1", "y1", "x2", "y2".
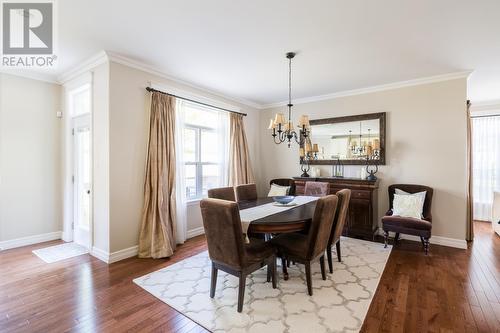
[{"x1": 382, "y1": 184, "x2": 434, "y2": 254}]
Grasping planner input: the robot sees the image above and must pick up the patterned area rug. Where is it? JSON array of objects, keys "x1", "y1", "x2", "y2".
[
  {"x1": 134, "y1": 237, "x2": 392, "y2": 333},
  {"x1": 32, "y1": 242, "x2": 88, "y2": 263}
]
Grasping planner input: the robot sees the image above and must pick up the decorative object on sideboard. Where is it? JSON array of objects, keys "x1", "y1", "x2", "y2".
[
  {"x1": 332, "y1": 157, "x2": 344, "y2": 177},
  {"x1": 365, "y1": 150, "x2": 380, "y2": 181},
  {"x1": 268, "y1": 52, "x2": 311, "y2": 148}
]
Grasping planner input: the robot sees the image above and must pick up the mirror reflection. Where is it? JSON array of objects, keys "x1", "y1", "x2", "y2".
[{"x1": 309, "y1": 119, "x2": 380, "y2": 160}]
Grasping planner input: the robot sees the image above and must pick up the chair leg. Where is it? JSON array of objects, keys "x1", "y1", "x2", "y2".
[
  {"x1": 266, "y1": 263, "x2": 271, "y2": 282},
  {"x1": 384, "y1": 230, "x2": 389, "y2": 248},
  {"x1": 394, "y1": 233, "x2": 400, "y2": 244},
  {"x1": 237, "y1": 274, "x2": 246, "y2": 313},
  {"x1": 210, "y1": 263, "x2": 218, "y2": 298},
  {"x1": 423, "y1": 237, "x2": 430, "y2": 255},
  {"x1": 271, "y1": 258, "x2": 277, "y2": 289},
  {"x1": 281, "y1": 257, "x2": 289, "y2": 280},
  {"x1": 336, "y1": 240, "x2": 342, "y2": 262},
  {"x1": 305, "y1": 262, "x2": 313, "y2": 296},
  {"x1": 327, "y1": 244, "x2": 333, "y2": 273},
  {"x1": 320, "y1": 255, "x2": 326, "y2": 280}
]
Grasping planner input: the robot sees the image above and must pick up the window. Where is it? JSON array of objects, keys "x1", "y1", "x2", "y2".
[{"x1": 181, "y1": 102, "x2": 228, "y2": 200}]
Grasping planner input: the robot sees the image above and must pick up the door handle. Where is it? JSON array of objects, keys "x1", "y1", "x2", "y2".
[{"x1": 87, "y1": 190, "x2": 91, "y2": 194}]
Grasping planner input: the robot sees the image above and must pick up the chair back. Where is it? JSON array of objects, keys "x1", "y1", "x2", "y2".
[
  {"x1": 208, "y1": 186, "x2": 235, "y2": 201},
  {"x1": 306, "y1": 195, "x2": 338, "y2": 259},
  {"x1": 200, "y1": 198, "x2": 245, "y2": 269},
  {"x1": 235, "y1": 183, "x2": 258, "y2": 202},
  {"x1": 329, "y1": 189, "x2": 351, "y2": 245},
  {"x1": 388, "y1": 184, "x2": 434, "y2": 221},
  {"x1": 304, "y1": 181, "x2": 329, "y2": 197},
  {"x1": 269, "y1": 178, "x2": 296, "y2": 195}
]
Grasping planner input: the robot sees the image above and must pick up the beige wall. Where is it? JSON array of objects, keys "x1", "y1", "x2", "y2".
[
  {"x1": 0, "y1": 73, "x2": 62, "y2": 243},
  {"x1": 107, "y1": 61, "x2": 260, "y2": 252},
  {"x1": 260, "y1": 78, "x2": 468, "y2": 241}
]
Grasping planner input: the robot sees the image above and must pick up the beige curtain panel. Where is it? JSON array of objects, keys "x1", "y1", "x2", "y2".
[
  {"x1": 138, "y1": 92, "x2": 178, "y2": 258},
  {"x1": 229, "y1": 113, "x2": 255, "y2": 186}
]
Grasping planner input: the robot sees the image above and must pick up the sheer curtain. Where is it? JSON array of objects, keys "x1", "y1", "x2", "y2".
[
  {"x1": 217, "y1": 111, "x2": 230, "y2": 186},
  {"x1": 174, "y1": 100, "x2": 187, "y2": 244},
  {"x1": 472, "y1": 115, "x2": 500, "y2": 221}
]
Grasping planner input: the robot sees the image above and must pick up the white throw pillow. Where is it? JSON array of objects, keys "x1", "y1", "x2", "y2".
[
  {"x1": 268, "y1": 184, "x2": 290, "y2": 197},
  {"x1": 395, "y1": 188, "x2": 426, "y2": 218},
  {"x1": 392, "y1": 194, "x2": 423, "y2": 219}
]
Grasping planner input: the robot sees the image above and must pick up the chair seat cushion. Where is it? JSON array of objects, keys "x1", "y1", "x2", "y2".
[
  {"x1": 382, "y1": 215, "x2": 432, "y2": 231},
  {"x1": 269, "y1": 232, "x2": 309, "y2": 259},
  {"x1": 244, "y1": 239, "x2": 275, "y2": 265}
]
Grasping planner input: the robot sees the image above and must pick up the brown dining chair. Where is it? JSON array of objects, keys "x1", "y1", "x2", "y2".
[
  {"x1": 270, "y1": 195, "x2": 338, "y2": 296},
  {"x1": 304, "y1": 181, "x2": 329, "y2": 197},
  {"x1": 382, "y1": 184, "x2": 434, "y2": 254},
  {"x1": 200, "y1": 198, "x2": 277, "y2": 312},
  {"x1": 327, "y1": 189, "x2": 351, "y2": 272},
  {"x1": 269, "y1": 178, "x2": 296, "y2": 195},
  {"x1": 208, "y1": 186, "x2": 236, "y2": 201},
  {"x1": 235, "y1": 183, "x2": 258, "y2": 202}
]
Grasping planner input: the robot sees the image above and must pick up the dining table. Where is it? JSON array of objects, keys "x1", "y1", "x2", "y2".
[{"x1": 237, "y1": 196, "x2": 318, "y2": 280}]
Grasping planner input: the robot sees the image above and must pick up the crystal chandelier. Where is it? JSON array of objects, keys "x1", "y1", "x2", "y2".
[{"x1": 268, "y1": 52, "x2": 310, "y2": 147}]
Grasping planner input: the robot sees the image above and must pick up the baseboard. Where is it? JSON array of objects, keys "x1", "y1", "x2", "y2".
[
  {"x1": 187, "y1": 226, "x2": 205, "y2": 239},
  {"x1": 91, "y1": 245, "x2": 138, "y2": 264},
  {"x1": 377, "y1": 228, "x2": 467, "y2": 249},
  {"x1": 0, "y1": 231, "x2": 62, "y2": 251}
]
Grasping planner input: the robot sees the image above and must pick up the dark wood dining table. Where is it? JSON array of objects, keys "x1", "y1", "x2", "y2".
[
  {"x1": 238, "y1": 197, "x2": 318, "y2": 234},
  {"x1": 238, "y1": 197, "x2": 318, "y2": 280}
]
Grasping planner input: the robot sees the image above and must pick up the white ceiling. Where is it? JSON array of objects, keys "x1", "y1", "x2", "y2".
[{"x1": 8, "y1": 0, "x2": 500, "y2": 105}]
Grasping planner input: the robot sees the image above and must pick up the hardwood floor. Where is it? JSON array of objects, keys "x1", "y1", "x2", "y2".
[{"x1": 1, "y1": 221, "x2": 499, "y2": 332}]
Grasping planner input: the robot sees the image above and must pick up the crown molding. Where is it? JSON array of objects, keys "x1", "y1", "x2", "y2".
[
  {"x1": 261, "y1": 70, "x2": 473, "y2": 109},
  {"x1": 57, "y1": 51, "x2": 108, "y2": 84},
  {"x1": 105, "y1": 51, "x2": 262, "y2": 110},
  {"x1": 470, "y1": 99, "x2": 500, "y2": 112},
  {"x1": 0, "y1": 68, "x2": 59, "y2": 84}
]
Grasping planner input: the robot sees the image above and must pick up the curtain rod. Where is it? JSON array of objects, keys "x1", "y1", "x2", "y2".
[
  {"x1": 145, "y1": 87, "x2": 247, "y2": 117},
  {"x1": 470, "y1": 114, "x2": 500, "y2": 119}
]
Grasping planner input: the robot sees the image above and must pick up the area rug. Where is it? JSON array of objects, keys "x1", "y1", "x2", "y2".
[
  {"x1": 134, "y1": 237, "x2": 392, "y2": 333},
  {"x1": 32, "y1": 242, "x2": 88, "y2": 263}
]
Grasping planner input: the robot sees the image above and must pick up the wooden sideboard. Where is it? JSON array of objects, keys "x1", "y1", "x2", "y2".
[{"x1": 293, "y1": 177, "x2": 379, "y2": 240}]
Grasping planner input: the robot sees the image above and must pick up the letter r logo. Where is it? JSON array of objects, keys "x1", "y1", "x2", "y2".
[{"x1": 2, "y1": 2, "x2": 53, "y2": 54}]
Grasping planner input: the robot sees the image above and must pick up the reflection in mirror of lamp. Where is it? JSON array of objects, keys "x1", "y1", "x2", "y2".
[{"x1": 309, "y1": 119, "x2": 381, "y2": 161}]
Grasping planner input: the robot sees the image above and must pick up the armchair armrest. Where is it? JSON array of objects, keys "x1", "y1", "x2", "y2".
[{"x1": 385, "y1": 209, "x2": 393, "y2": 216}]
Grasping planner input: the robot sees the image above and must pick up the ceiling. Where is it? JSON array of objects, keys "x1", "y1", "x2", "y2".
[{"x1": 7, "y1": 0, "x2": 500, "y2": 106}]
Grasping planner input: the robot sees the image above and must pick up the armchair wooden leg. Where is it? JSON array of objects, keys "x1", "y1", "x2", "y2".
[
  {"x1": 271, "y1": 257, "x2": 277, "y2": 289},
  {"x1": 237, "y1": 274, "x2": 246, "y2": 313},
  {"x1": 394, "y1": 233, "x2": 400, "y2": 244},
  {"x1": 384, "y1": 230, "x2": 389, "y2": 248},
  {"x1": 210, "y1": 263, "x2": 218, "y2": 298},
  {"x1": 320, "y1": 255, "x2": 326, "y2": 280},
  {"x1": 423, "y1": 237, "x2": 430, "y2": 255},
  {"x1": 281, "y1": 257, "x2": 289, "y2": 280},
  {"x1": 305, "y1": 262, "x2": 313, "y2": 296},
  {"x1": 327, "y1": 244, "x2": 333, "y2": 273},
  {"x1": 336, "y1": 240, "x2": 342, "y2": 262}
]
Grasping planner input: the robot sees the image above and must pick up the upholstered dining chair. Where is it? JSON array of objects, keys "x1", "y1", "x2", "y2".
[
  {"x1": 208, "y1": 186, "x2": 236, "y2": 201},
  {"x1": 271, "y1": 195, "x2": 338, "y2": 296},
  {"x1": 200, "y1": 198, "x2": 277, "y2": 312},
  {"x1": 235, "y1": 183, "x2": 258, "y2": 202},
  {"x1": 382, "y1": 184, "x2": 434, "y2": 254},
  {"x1": 327, "y1": 189, "x2": 351, "y2": 272},
  {"x1": 269, "y1": 178, "x2": 296, "y2": 195},
  {"x1": 304, "y1": 181, "x2": 329, "y2": 197}
]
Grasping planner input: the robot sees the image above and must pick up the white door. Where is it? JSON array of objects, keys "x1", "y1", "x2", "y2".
[{"x1": 73, "y1": 114, "x2": 91, "y2": 248}]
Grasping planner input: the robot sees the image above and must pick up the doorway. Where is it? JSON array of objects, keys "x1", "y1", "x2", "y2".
[{"x1": 73, "y1": 114, "x2": 91, "y2": 247}]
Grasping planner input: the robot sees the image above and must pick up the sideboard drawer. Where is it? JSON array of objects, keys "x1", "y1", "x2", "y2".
[{"x1": 351, "y1": 190, "x2": 371, "y2": 200}]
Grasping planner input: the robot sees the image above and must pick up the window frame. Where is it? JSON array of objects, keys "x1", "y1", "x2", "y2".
[{"x1": 184, "y1": 122, "x2": 219, "y2": 201}]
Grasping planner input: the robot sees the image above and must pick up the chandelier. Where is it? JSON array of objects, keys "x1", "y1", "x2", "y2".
[{"x1": 268, "y1": 52, "x2": 311, "y2": 147}]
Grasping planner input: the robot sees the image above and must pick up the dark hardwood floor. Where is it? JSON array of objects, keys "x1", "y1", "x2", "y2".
[{"x1": 1, "y1": 221, "x2": 499, "y2": 332}]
